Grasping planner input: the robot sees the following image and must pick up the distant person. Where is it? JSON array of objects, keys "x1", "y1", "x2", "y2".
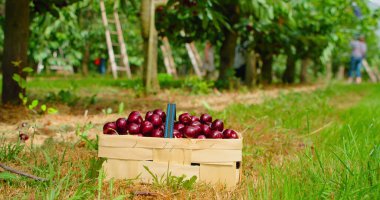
[
  {"x1": 234, "y1": 42, "x2": 247, "y2": 81},
  {"x1": 349, "y1": 35, "x2": 367, "y2": 83},
  {"x1": 202, "y1": 41, "x2": 215, "y2": 79}
]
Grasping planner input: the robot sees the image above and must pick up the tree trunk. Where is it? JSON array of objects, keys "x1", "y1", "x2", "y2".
[
  {"x1": 141, "y1": 0, "x2": 159, "y2": 93},
  {"x1": 300, "y1": 58, "x2": 310, "y2": 83},
  {"x1": 244, "y1": 50, "x2": 257, "y2": 88},
  {"x1": 282, "y1": 53, "x2": 296, "y2": 84},
  {"x1": 217, "y1": 4, "x2": 239, "y2": 84},
  {"x1": 82, "y1": 43, "x2": 90, "y2": 76},
  {"x1": 1, "y1": 0, "x2": 29, "y2": 104},
  {"x1": 261, "y1": 54, "x2": 273, "y2": 84}
]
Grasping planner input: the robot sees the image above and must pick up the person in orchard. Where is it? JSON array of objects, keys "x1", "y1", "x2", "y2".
[{"x1": 348, "y1": 35, "x2": 367, "y2": 84}]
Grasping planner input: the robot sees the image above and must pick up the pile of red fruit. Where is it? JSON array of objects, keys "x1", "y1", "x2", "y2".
[{"x1": 103, "y1": 110, "x2": 239, "y2": 139}]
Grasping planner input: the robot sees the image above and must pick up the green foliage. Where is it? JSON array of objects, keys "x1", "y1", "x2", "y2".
[
  {"x1": 143, "y1": 165, "x2": 197, "y2": 192},
  {"x1": 0, "y1": 141, "x2": 24, "y2": 162},
  {"x1": 182, "y1": 77, "x2": 214, "y2": 94}
]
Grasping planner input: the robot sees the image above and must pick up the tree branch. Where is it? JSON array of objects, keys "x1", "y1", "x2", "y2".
[{"x1": 0, "y1": 162, "x2": 47, "y2": 181}]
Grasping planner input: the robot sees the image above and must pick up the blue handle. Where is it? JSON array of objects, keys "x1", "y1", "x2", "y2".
[{"x1": 164, "y1": 103, "x2": 176, "y2": 138}]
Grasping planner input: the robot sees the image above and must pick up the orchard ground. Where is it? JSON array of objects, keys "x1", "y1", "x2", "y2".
[{"x1": 0, "y1": 76, "x2": 379, "y2": 199}]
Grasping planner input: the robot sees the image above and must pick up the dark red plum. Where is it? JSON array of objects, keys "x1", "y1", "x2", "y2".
[
  {"x1": 153, "y1": 109, "x2": 166, "y2": 121},
  {"x1": 145, "y1": 111, "x2": 154, "y2": 121},
  {"x1": 173, "y1": 129, "x2": 183, "y2": 138},
  {"x1": 209, "y1": 130, "x2": 223, "y2": 139},
  {"x1": 103, "y1": 122, "x2": 118, "y2": 135},
  {"x1": 191, "y1": 116, "x2": 200, "y2": 122},
  {"x1": 148, "y1": 114, "x2": 163, "y2": 127},
  {"x1": 151, "y1": 128, "x2": 164, "y2": 137},
  {"x1": 200, "y1": 124, "x2": 211, "y2": 137},
  {"x1": 127, "y1": 123, "x2": 140, "y2": 135},
  {"x1": 174, "y1": 122, "x2": 185, "y2": 131},
  {"x1": 116, "y1": 118, "x2": 128, "y2": 134},
  {"x1": 183, "y1": 126, "x2": 199, "y2": 138},
  {"x1": 200, "y1": 113, "x2": 212, "y2": 124},
  {"x1": 197, "y1": 135, "x2": 206, "y2": 139},
  {"x1": 140, "y1": 121, "x2": 154, "y2": 136},
  {"x1": 211, "y1": 119, "x2": 224, "y2": 131},
  {"x1": 179, "y1": 113, "x2": 192, "y2": 125}
]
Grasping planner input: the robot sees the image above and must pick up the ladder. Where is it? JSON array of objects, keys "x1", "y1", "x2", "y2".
[
  {"x1": 100, "y1": 0, "x2": 132, "y2": 79},
  {"x1": 160, "y1": 37, "x2": 177, "y2": 78}
]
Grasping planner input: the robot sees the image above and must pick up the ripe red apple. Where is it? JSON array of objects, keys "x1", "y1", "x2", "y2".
[
  {"x1": 145, "y1": 111, "x2": 154, "y2": 121},
  {"x1": 223, "y1": 129, "x2": 238, "y2": 139},
  {"x1": 183, "y1": 126, "x2": 199, "y2": 138},
  {"x1": 140, "y1": 120, "x2": 154, "y2": 136},
  {"x1": 173, "y1": 129, "x2": 183, "y2": 138},
  {"x1": 151, "y1": 128, "x2": 164, "y2": 137},
  {"x1": 200, "y1": 113, "x2": 212, "y2": 124},
  {"x1": 190, "y1": 121, "x2": 202, "y2": 127},
  {"x1": 153, "y1": 109, "x2": 166, "y2": 121},
  {"x1": 200, "y1": 124, "x2": 211, "y2": 137},
  {"x1": 148, "y1": 114, "x2": 163, "y2": 127},
  {"x1": 197, "y1": 135, "x2": 206, "y2": 139},
  {"x1": 127, "y1": 123, "x2": 140, "y2": 135},
  {"x1": 116, "y1": 118, "x2": 128, "y2": 134},
  {"x1": 191, "y1": 116, "x2": 200, "y2": 122},
  {"x1": 127, "y1": 111, "x2": 143, "y2": 125},
  {"x1": 179, "y1": 113, "x2": 192, "y2": 125},
  {"x1": 174, "y1": 122, "x2": 185, "y2": 131},
  {"x1": 209, "y1": 130, "x2": 223, "y2": 139},
  {"x1": 103, "y1": 122, "x2": 118, "y2": 135},
  {"x1": 211, "y1": 119, "x2": 224, "y2": 131},
  {"x1": 19, "y1": 133, "x2": 29, "y2": 141}
]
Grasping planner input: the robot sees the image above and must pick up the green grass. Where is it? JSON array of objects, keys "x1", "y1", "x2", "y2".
[
  {"x1": 220, "y1": 84, "x2": 380, "y2": 199},
  {"x1": 1, "y1": 83, "x2": 379, "y2": 199}
]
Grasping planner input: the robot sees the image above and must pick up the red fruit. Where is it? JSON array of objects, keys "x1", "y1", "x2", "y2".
[
  {"x1": 148, "y1": 114, "x2": 163, "y2": 127},
  {"x1": 145, "y1": 111, "x2": 154, "y2": 121},
  {"x1": 160, "y1": 124, "x2": 165, "y2": 130},
  {"x1": 183, "y1": 126, "x2": 199, "y2": 138},
  {"x1": 127, "y1": 111, "x2": 143, "y2": 125},
  {"x1": 200, "y1": 124, "x2": 211, "y2": 137},
  {"x1": 151, "y1": 129, "x2": 164, "y2": 137},
  {"x1": 209, "y1": 130, "x2": 223, "y2": 139},
  {"x1": 230, "y1": 132, "x2": 239, "y2": 139},
  {"x1": 211, "y1": 119, "x2": 224, "y2": 131},
  {"x1": 174, "y1": 122, "x2": 185, "y2": 131},
  {"x1": 197, "y1": 135, "x2": 206, "y2": 139},
  {"x1": 140, "y1": 121, "x2": 154, "y2": 136},
  {"x1": 103, "y1": 122, "x2": 117, "y2": 135},
  {"x1": 179, "y1": 113, "x2": 192, "y2": 125},
  {"x1": 173, "y1": 129, "x2": 183, "y2": 138},
  {"x1": 200, "y1": 113, "x2": 212, "y2": 124},
  {"x1": 193, "y1": 125, "x2": 201, "y2": 136},
  {"x1": 190, "y1": 121, "x2": 202, "y2": 127},
  {"x1": 223, "y1": 129, "x2": 238, "y2": 139},
  {"x1": 127, "y1": 123, "x2": 140, "y2": 135},
  {"x1": 136, "y1": 134, "x2": 144, "y2": 137},
  {"x1": 116, "y1": 118, "x2": 128, "y2": 134},
  {"x1": 191, "y1": 116, "x2": 200, "y2": 122},
  {"x1": 153, "y1": 109, "x2": 166, "y2": 121},
  {"x1": 205, "y1": 122, "x2": 212, "y2": 126},
  {"x1": 19, "y1": 133, "x2": 29, "y2": 141}
]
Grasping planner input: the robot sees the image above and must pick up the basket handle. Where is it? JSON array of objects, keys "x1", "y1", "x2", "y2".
[{"x1": 164, "y1": 103, "x2": 176, "y2": 138}]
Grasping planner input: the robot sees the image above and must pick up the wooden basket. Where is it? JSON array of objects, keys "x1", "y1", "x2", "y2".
[{"x1": 98, "y1": 134, "x2": 242, "y2": 187}]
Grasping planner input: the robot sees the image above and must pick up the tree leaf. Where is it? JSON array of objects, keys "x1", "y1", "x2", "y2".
[
  {"x1": 12, "y1": 74, "x2": 21, "y2": 84},
  {"x1": 22, "y1": 67, "x2": 34, "y2": 73},
  {"x1": 48, "y1": 108, "x2": 58, "y2": 114},
  {"x1": 41, "y1": 104, "x2": 47, "y2": 112}
]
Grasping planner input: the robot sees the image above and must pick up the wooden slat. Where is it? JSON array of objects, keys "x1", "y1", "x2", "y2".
[
  {"x1": 200, "y1": 163, "x2": 237, "y2": 188},
  {"x1": 153, "y1": 149, "x2": 191, "y2": 165},
  {"x1": 103, "y1": 159, "x2": 140, "y2": 180},
  {"x1": 191, "y1": 149, "x2": 242, "y2": 163},
  {"x1": 99, "y1": 134, "x2": 243, "y2": 150},
  {"x1": 98, "y1": 147, "x2": 153, "y2": 160}
]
